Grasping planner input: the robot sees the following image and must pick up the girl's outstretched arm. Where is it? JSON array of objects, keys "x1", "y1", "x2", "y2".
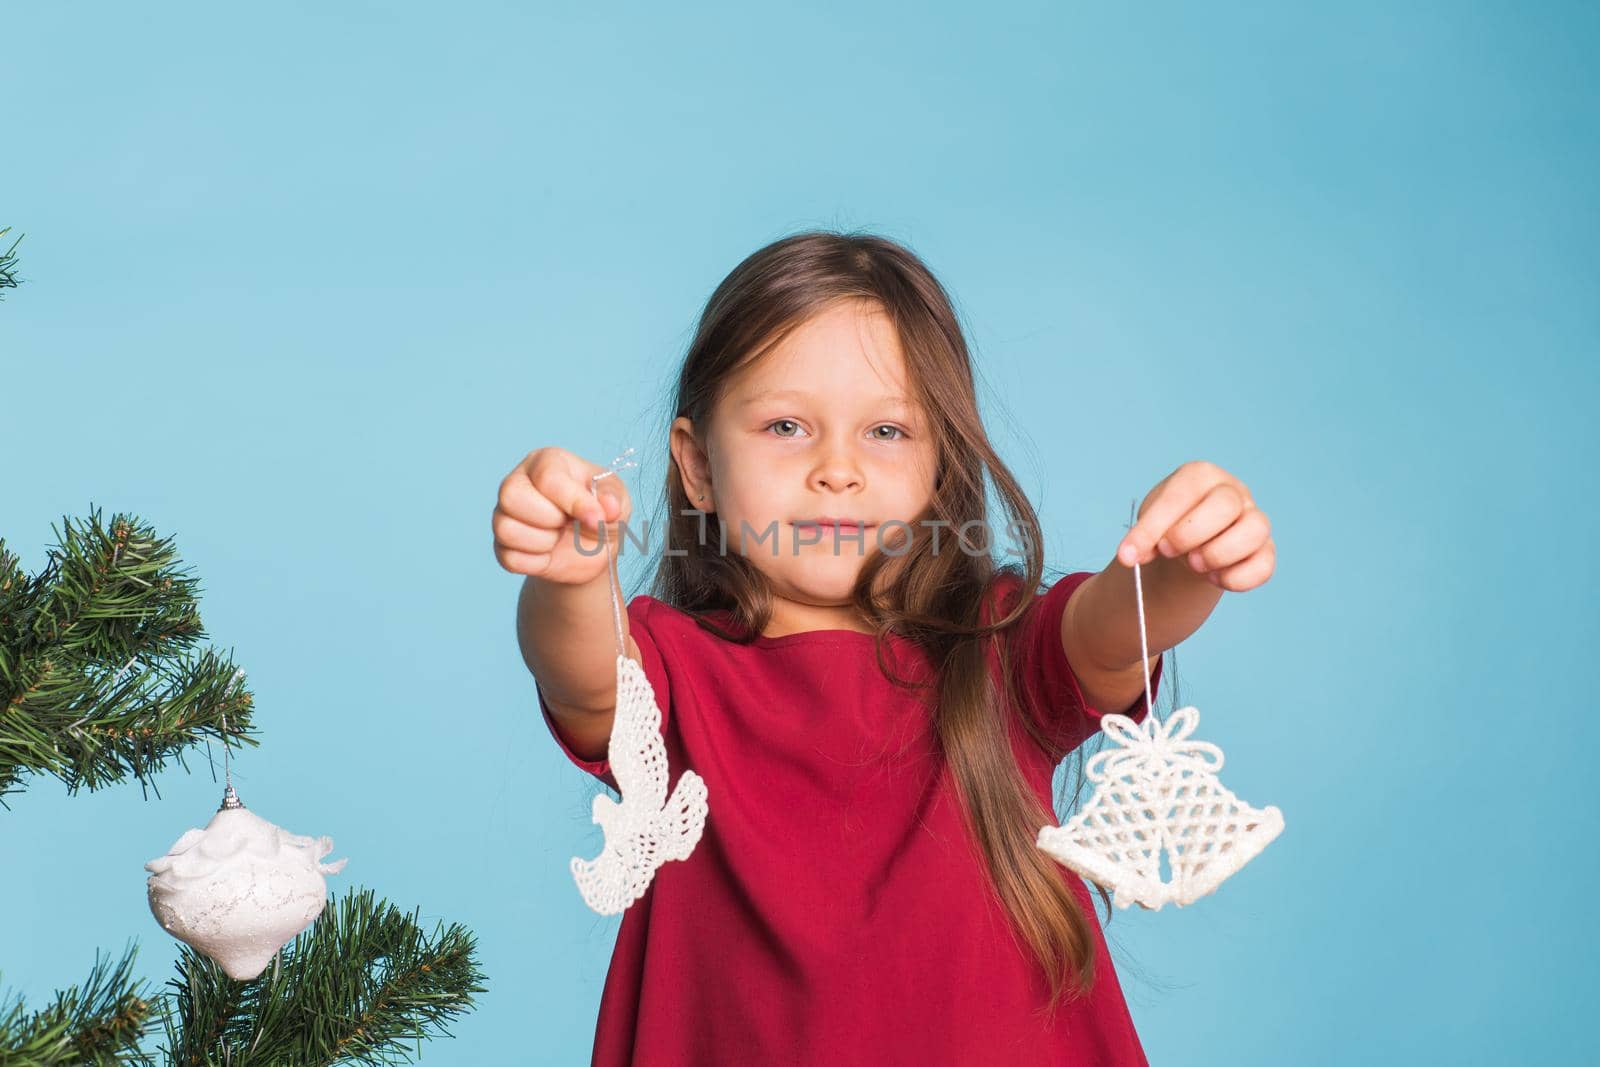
[
  {"x1": 1064, "y1": 460, "x2": 1276, "y2": 712},
  {"x1": 1062, "y1": 554, "x2": 1215, "y2": 715},
  {"x1": 518, "y1": 566, "x2": 639, "y2": 762},
  {"x1": 492, "y1": 446, "x2": 638, "y2": 763}
]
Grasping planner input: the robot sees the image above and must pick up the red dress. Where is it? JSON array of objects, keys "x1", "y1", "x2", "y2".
[{"x1": 538, "y1": 570, "x2": 1165, "y2": 1066}]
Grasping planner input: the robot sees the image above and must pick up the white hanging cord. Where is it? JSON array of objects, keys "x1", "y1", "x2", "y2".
[
  {"x1": 216, "y1": 667, "x2": 247, "y2": 808},
  {"x1": 1130, "y1": 498, "x2": 1159, "y2": 726},
  {"x1": 590, "y1": 447, "x2": 638, "y2": 659}
]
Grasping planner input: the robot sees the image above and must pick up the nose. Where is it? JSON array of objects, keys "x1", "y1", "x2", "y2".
[{"x1": 809, "y1": 446, "x2": 864, "y2": 494}]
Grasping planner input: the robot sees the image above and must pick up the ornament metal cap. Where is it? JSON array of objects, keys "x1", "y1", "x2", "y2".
[{"x1": 219, "y1": 784, "x2": 245, "y2": 811}]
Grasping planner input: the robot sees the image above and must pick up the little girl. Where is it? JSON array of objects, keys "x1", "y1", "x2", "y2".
[{"x1": 493, "y1": 231, "x2": 1276, "y2": 1066}]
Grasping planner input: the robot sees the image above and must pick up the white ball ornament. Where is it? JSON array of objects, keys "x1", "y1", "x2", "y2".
[{"x1": 145, "y1": 784, "x2": 348, "y2": 980}]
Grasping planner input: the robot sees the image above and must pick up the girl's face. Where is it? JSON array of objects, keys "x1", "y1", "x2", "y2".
[{"x1": 670, "y1": 298, "x2": 938, "y2": 634}]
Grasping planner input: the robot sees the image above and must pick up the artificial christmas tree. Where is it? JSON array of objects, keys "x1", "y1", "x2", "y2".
[
  {"x1": 0, "y1": 510, "x2": 487, "y2": 1064},
  {"x1": 0, "y1": 225, "x2": 20, "y2": 298}
]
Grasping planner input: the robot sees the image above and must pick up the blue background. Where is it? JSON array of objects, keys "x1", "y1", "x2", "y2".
[{"x1": 2, "y1": 2, "x2": 1595, "y2": 1063}]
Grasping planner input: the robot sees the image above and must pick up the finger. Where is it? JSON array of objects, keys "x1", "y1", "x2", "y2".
[
  {"x1": 1184, "y1": 507, "x2": 1270, "y2": 574},
  {"x1": 492, "y1": 507, "x2": 562, "y2": 555},
  {"x1": 1209, "y1": 541, "x2": 1275, "y2": 592},
  {"x1": 1116, "y1": 467, "x2": 1216, "y2": 566},
  {"x1": 538, "y1": 460, "x2": 610, "y2": 532},
  {"x1": 1153, "y1": 483, "x2": 1248, "y2": 560},
  {"x1": 592, "y1": 473, "x2": 632, "y2": 522},
  {"x1": 493, "y1": 542, "x2": 554, "y2": 577},
  {"x1": 497, "y1": 464, "x2": 574, "y2": 530}
]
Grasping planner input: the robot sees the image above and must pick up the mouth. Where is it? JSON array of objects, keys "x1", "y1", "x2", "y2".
[{"x1": 792, "y1": 517, "x2": 876, "y2": 531}]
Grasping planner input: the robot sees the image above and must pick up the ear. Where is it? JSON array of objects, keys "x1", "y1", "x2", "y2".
[{"x1": 669, "y1": 416, "x2": 714, "y2": 510}]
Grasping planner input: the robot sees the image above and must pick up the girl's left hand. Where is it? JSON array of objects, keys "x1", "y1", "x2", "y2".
[{"x1": 1114, "y1": 461, "x2": 1275, "y2": 593}]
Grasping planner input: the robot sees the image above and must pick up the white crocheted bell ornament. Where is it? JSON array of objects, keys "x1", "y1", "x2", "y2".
[
  {"x1": 570, "y1": 651, "x2": 709, "y2": 915},
  {"x1": 145, "y1": 785, "x2": 348, "y2": 980},
  {"x1": 1038, "y1": 704, "x2": 1284, "y2": 911}
]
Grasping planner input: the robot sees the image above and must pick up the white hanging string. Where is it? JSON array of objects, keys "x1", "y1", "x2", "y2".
[
  {"x1": 589, "y1": 446, "x2": 639, "y2": 658},
  {"x1": 1129, "y1": 498, "x2": 1158, "y2": 726},
  {"x1": 216, "y1": 667, "x2": 247, "y2": 808}
]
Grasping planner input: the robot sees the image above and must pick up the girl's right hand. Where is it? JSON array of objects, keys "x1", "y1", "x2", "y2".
[{"x1": 492, "y1": 447, "x2": 633, "y2": 585}]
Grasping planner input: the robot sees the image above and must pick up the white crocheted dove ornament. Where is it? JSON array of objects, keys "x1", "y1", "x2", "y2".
[
  {"x1": 145, "y1": 788, "x2": 348, "y2": 980},
  {"x1": 1037, "y1": 704, "x2": 1283, "y2": 910},
  {"x1": 569, "y1": 653, "x2": 709, "y2": 915}
]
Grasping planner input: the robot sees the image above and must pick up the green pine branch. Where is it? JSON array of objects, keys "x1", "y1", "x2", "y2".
[
  {"x1": 0, "y1": 227, "x2": 20, "y2": 297},
  {"x1": 152, "y1": 887, "x2": 487, "y2": 1066},
  {"x1": 0, "y1": 509, "x2": 261, "y2": 808},
  {"x1": 0, "y1": 943, "x2": 158, "y2": 1066},
  {"x1": 0, "y1": 888, "x2": 488, "y2": 1066}
]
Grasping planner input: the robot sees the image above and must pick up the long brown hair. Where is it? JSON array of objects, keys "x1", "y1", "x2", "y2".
[{"x1": 644, "y1": 229, "x2": 1136, "y2": 1015}]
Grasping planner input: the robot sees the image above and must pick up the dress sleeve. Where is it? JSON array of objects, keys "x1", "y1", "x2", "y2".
[
  {"x1": 1005, "y1": 571, "x2": 1165, "y2": 762},
  {"x1": 535, "y1": 595, "x2": 672, "y2": 793}
]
